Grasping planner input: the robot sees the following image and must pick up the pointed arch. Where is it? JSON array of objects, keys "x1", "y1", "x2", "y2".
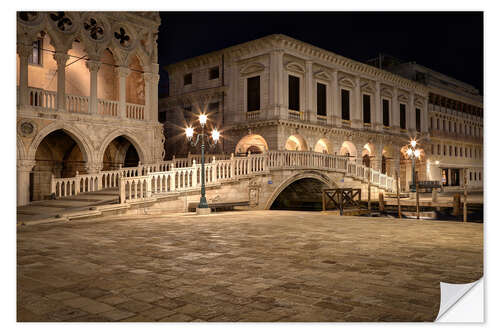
[{"x1": 97, "y1": 129, "x2": 148, "y2": 165}]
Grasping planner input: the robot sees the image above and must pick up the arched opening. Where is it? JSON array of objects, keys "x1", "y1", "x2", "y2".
[
  {"x1": 285, "y1": 135, "x2": 308, "y2": 151},
  {"x1": 31, "y1": 130, "x2": 86, "y2": 201},
  {"x1": 362, "y1": 143, "x2": 374, "y2": 167},
  {"x1": 102, "y1": 136, "x2": 141, "y2": 170},
  {"x1": 314, "y1": 138, "x2": 332, "y2": 154},
  {"x1": 381, "y1": 145, "x2": 393, "y2": 175},
  {"x1": 235, "y1": 134, "x2": 268, "y2": 155},
  {"x1": 270, "y1": 177, "x2": 329, "y2": 211},
  {"x1": 340, "y1": 141, "x2": 356, "y2": 157}
]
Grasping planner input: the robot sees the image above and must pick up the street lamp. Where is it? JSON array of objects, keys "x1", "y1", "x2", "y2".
[
  {"x1": 186, "y1": 114, "x2": 220, "y2": 212},
  {"x1": 405, "y1": 138, "x2": 422, "y2": 192}
]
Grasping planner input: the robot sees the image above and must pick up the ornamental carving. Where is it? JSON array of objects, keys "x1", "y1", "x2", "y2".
[
  {"x1": 18, "y1": 12, "x2": 38, "y2": 23},
  {"x1": 18, "y1": 120, "x2": 37, "y2": 138},
  {"x1": 84, "y1": 17, "x2": 105, "y2": 41},
  {"x1": 49, "y1": 12, "x2": 74, "y2": 32},
  {"x1": 114, "y1": 27, "x2": 132, "y2": 48}
]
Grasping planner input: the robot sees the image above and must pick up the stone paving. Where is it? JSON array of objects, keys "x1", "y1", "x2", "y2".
[{"x1": 17, "y1": 211, "x2": 483, "y2": 322}]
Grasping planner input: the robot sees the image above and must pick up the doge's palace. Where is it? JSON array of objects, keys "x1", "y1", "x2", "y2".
[{"x1": 16, "y1": 12, "x2": 164, "y2": 206}]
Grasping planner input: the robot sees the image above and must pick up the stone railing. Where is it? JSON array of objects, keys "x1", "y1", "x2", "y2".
[
  {"x1": 66, "y1": 94, "x2": 89, "y2": 114},
  {"x1": 49, "y1": 151, "x2": 396, "y2": 201},
  {"x1": 28, "y1": 87, "x2": 56, "y2": 110},
  {"x1": 126, "y1": 102, "x2": 145, "y2": 120},
  {"x1": 246, "y1": 110, "x2": 261, "y2": 121},
  {"x1": 98, "y1": 99, "x2": 119, "y2": 117}
]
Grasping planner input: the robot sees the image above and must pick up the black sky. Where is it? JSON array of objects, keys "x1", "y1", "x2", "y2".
[{"x1": 157, "y1": 12, "x2": 483, "y2": 96}]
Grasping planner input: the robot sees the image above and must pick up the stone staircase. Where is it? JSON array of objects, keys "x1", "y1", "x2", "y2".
[{"x1": 17, "y1": 188, "x2": 119, "y2": 225}]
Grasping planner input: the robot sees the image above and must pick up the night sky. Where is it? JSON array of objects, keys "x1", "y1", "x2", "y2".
[{"x1": 157, "y1": 12, "x2": 483, "y2": 97}]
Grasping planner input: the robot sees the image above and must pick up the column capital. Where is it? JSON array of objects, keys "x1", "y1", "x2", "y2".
[
  {"x1": 86, "y1": 60, "x2": 101, "y2": 73},
  {"x1": 17, "y1": 42, "x2": 32, "y2": 58},
  {"x1": 17, "y1": 159, "x2": 36, "y2": 172},
  {"x1": 115, "y1": 66, "x2": 131, "y2": 78},
  {"x1": 143, "y1": 71, "x2": 154, "y2": 82},
  {"x1": 85, "y1": 162, "x2": 102, "y2": 174},
  {"x1": 53, "y1": 52, "x2": 69, "y2": 66}
]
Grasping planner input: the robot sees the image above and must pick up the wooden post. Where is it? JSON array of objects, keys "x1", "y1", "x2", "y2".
[
  {"x1": 463, "y1": 169, "x2": 468, "y2": 222},
  {"x1": 379, "y1": 192, "x2": 385, "y2": 213},
  {"x1": 396, "y1": 170, "x2": 401, "y2": 218},
  {"x1": 415, "y1": 171, "x2": 420, "y2": 220}
]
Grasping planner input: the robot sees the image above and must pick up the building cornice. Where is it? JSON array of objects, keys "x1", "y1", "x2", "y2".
[{"x1": 165, "y1": 34, "x2": 429, "y2": 95}]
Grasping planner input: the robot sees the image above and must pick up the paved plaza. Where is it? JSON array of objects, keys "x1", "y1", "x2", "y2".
[{"x1": 17, "y1": 211, "x2": 483, "y2": 322}]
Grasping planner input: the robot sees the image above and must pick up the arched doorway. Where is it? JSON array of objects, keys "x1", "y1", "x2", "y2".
[
  {"x1": 285, "y1": 135, "x2": 308, "y2": 151},
  {"x1": 31, "y1": 130, "x2": 87, "y2": 201},
  {"x1": 270, "y1": 177, "x2": 329, "y2": 211},
  {"x1": 102, "y1": 136, "x2": 141, "y2": 170},
  {"x1": 314, "y1": 138, "x2": 332, "y2": 154},
  {"x1": 235, "y1": 134, "x2": 268, "y2": 155}
]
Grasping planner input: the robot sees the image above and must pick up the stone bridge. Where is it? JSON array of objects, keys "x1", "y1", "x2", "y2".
[{"x1": 48, "y1": 150, "x2": 396, "y2": 215}]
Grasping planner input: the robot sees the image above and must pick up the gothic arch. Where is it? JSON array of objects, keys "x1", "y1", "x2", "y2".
[
  {"x1": 28, "y1": 122, "x2": 93, "y2": 164},
  {"x1": 314, "y1": 138, "x2": 333, "y2": 154},
  {"x1": 264, "y1": 171, "x2": 335, "y2": 210},
  {"x1": 97, "y1": 129, "x2": 148, "y2": 165},
  {"x1": 17, "y1": 134, "x2": 28, "y2": 161}
]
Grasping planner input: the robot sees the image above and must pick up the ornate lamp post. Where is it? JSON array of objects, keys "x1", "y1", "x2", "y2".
[
  {"x1": 185, "y1": 114, "x2": 220, "y2": 213},
  {"x1": 405, "y1": 139, "x2": 422, "y2": 192}
]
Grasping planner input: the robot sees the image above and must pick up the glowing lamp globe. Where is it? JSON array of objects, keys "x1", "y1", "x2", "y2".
[
  {"x1": 199, "y1": 114, "x2": 207, "y2": 126},
  {"x1": 185, "y1": 127, "x2": 194, "y2": 139}
]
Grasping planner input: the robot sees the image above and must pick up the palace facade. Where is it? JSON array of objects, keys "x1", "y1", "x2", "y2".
[
  {"x1": 161, "y1": 34, "x2": 483, "y2": 192},
  {"x1": 16, "y1": 12, "x2": 164, "y2": 206}
]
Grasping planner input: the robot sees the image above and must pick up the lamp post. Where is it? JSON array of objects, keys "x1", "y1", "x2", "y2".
[
  {"x1": 405, "y1": 139, "x2": 421, "y2": 192},
  {"x1": 185, "y1": 114, "x2": 220, "y2": 213}
]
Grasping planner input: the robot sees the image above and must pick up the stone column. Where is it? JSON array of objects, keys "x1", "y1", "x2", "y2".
[
  {"x1": 269, "y1": 50, "x2": 280, "y2": 119},
  {"x1": 17, "y1": 41, "x2": 32, "y2": 107},
  {"x1": 392, "y1": 86, "x2": 400, "y2": 133},
  {"x1": 409, "y1": 91, "x2": 416, "y2": 134},
  {"x1": 54, "y1": 52, "x2": 69, "y2": 111},
  {"x1": 331, "y1": 70, "x2": 341, "y2": 126},
  {"x1": 422, "y1": 96, "x2": 429, "y2": 135},
  {"x1": 143, "y1": 72, "x2": 153, "y2": 122},
  {"x1": 115, "y1": 66, "x2": 131, "y2": 119},
  {"x1": 391, "y1": 146, "x2": 401, "y2": 178},
  {"x1": 352, "y1": 77, "x2": 362, "y2": 129},
  {"x1": 374, "y1": 81, "x2": 382, "y2": 131},
  {"x1": 151, "y1": 63, "x2": 160, "y2": 123},
  {"x1": 86, "y1": 60, "x2": 101, "y2": 114},
  {"x1": 17, "y1": 160, "x2": 36, "y2": 206},
  {"x1": 305, "y1": 60, "x2": 314, "y2": 123}
]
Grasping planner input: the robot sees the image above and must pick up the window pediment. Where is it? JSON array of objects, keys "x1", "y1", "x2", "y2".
[
  {"x1": 381, "y1": 88, "x2": 393, "y2": 98},
  {"x1": 314, "y1": 70, "x2": 330, "y2": 81},
  {"x1": 338, "y1": 77, "x2": 355, "y2": 88},
  {"x1": 398, "y1": 94, "x2": 409, "y2": 102},
  {"x1": 361, "y1": 82, "x2": 375, "y2": 93},
  {"x1": 285, "y1": 61, "x2": 305, "y2": 74},
  {"x1": 240, "y1": 62, "x2": 265, "y2": 75}
]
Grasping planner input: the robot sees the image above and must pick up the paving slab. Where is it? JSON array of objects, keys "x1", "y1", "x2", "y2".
[{"x1": 17, "y1": 210, "x2": 483, "y2": 322}]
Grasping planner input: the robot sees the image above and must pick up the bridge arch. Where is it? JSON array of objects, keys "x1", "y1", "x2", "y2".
[
  {"x1": 285, "y1": 134, "x2": 308, "y2": 151},
  {"x1": 264, "y1": 171, "x2": 335, "y2": 210},
  {"x1": 235, "y1": 134, "x2": 269, "y2": 155}
]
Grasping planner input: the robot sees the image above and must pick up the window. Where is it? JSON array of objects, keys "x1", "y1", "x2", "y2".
[
  {"x1": 449, "y1": 146, "x2": 452, "y2": 156},
  {"x1": 415, "y1": 108, "x2": 421, "y2": 132},
  {"x1": 455, "y1": 146, "x2": 457, "y2": 156},
  {"x1": 437, "y1": 144, "x2": 441, "y2": 155},
  {"x1": 430, "y1": 117, "x2": 434, "y2": 130},
  {"x1": 460, "y1": 147, "x2": 463, "y2": 157},
  {"x1": 479, "y1": 172, "x2": 481, "y2": 181},
  {"x1": 158, "y1": 111, "x2": 166, "y2": 123},
  {"x1": 28, "y1": 39, "x2": 42, "y2": 65},
  {"x1": 474, "y1": 172, "x2": 477, "y2": 181},
  {"x1": 316, "y1": 83, "x2": 327, "y2": 116},
  {"x1": 431, "y1": 145, "x2": 434, "y2": 155},
  {"x1": 341, "y1": 89, "x2": 350, "y2": 120},
  {"x1": 288, "y1": 75, "x2": 300, "y2": 111},
  {"x1": 209, "y1": 102, "x2": 219, "y2": 113},
  {"x1": 183, "y1": 73, "x2": 192, "y2": 86},
  {"x1": 383, "y1": 99, "x2": 390, "y2": 126},
  {"x1": 443, "y1": 145, "x2": 446, "y2": 156},
  {"x1": 363, "y1": 94, "x2": 371, "y2": 123},
  {"x1": 470, "y1": 172, "x2": 473, "y2": 181},
  {"x1": 183, "y1": 106, "x2": 193, "y2": 122},
  {"x1": 400, "y1": 104, "x2": 406, "y2": 129},
  {"x1": 209, "y1": 66, "x2": 219, "y2": 80},
  {"x1": 247, "y1": 76, "x2": 260, "y2": 112}
]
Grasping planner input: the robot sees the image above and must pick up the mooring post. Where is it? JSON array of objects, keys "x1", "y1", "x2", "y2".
[
  {"x1": 452, "y1": 193, "x2": 461, "y2": 216},
  {"x1": 396, "y1": 170, "x2": 401, "y2": 218},
  {"x1": 379, "y1": 192, "x2": 385, "y2": 213},
  {"x1": 322, "y1": 190, "x2": 326, "y2": 212},
  {"x1": 463, "y1": 169, "x2": 468, "y2": 222},
  {"x1": 367, "y1": 169, "x2": 371, "y2": 215},
  {"x1": 415, "y1": 171, "x2": 420, "y2": 220}
]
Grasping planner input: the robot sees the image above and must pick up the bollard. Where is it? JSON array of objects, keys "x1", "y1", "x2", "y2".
[
  {"x1": 452, "y1": 193, "x2": 461, "y2": 216},
  {"x1": 379, "y1": 192, "x2": 385, "y2": 213},
  {"x1": 396, "y1": 171, "x2": 401, "y2": 218}
]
